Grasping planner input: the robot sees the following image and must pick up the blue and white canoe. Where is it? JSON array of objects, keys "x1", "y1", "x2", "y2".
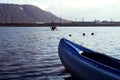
[{"x1": 58, "y1": 38, "x2": 120, "y2": 80}]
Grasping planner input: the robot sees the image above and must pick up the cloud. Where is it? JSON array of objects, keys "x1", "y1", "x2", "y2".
[
  {"x1": 45, "y1": 0, "x2": 120, "y2": 10},
  {"x1": 42, "y1": 0, "x2": 120, "y2": 20}
]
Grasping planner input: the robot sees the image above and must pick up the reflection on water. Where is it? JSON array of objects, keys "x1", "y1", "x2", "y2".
[{"x1": 0, "y1": 27, "x2": 120, "y2": 80}]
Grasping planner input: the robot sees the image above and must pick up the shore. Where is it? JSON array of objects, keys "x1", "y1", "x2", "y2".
[{"x1": 1, "y1": 21, "x2": 120, "y2": 27}]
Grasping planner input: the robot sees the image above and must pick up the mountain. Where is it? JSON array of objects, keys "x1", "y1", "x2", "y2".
[{"x1": 0, "y1": 3, "x2": 68, "y2": 23}]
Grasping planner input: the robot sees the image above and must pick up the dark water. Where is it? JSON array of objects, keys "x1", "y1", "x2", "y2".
[{"x1": 0, "y1": 27, "x2": 120, "y2": 80}]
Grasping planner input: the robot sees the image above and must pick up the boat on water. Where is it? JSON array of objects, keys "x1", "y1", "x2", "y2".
[
  {"x1": 58, "y1": 38, "x2": 120, "y2": 80},
  {"x1": 50, "y1": 26, "x2": 57, "y2": 31}
]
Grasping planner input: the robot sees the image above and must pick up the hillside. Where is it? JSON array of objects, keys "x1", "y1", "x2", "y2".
[{"x1": 0, "y1": 3, "x2": 67, "y2": 23}]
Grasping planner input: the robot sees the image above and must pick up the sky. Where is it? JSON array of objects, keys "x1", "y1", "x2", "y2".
[{"x1": 1, "y1": 0, "x2": 120, "y2": 21}]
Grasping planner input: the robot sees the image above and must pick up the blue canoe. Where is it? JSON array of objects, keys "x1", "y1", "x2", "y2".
[{"x1": 58, "y1": 38, "x2": 120, "y2": 80}]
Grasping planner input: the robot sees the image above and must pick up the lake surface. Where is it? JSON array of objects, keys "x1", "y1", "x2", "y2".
[{"x1": 0, "y1": 27, "x2": 120, "y2": 80}]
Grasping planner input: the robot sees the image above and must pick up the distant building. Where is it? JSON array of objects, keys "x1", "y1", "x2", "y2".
[{"x1": 35, "y1": 22, "x2": 45, "y2": 24}]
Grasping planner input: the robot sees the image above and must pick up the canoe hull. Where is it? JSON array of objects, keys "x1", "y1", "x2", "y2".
[{"x1": 58, "y1": 38, "x2": 120, "y2": 80}]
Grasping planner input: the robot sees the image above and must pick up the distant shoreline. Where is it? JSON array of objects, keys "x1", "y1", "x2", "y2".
[{"x1": 1, "y1": 22, "x2": 120, "y2": 27}]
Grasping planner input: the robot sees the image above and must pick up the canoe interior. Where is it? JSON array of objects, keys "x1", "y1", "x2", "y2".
[{"x1": 81, "y1": 52, "x2": 120, "y2": 70}]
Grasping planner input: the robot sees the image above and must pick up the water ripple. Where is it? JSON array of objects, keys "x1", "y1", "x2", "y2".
[{"x1": 0, "y1": 27, "x2": 120, "y2": 80}]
